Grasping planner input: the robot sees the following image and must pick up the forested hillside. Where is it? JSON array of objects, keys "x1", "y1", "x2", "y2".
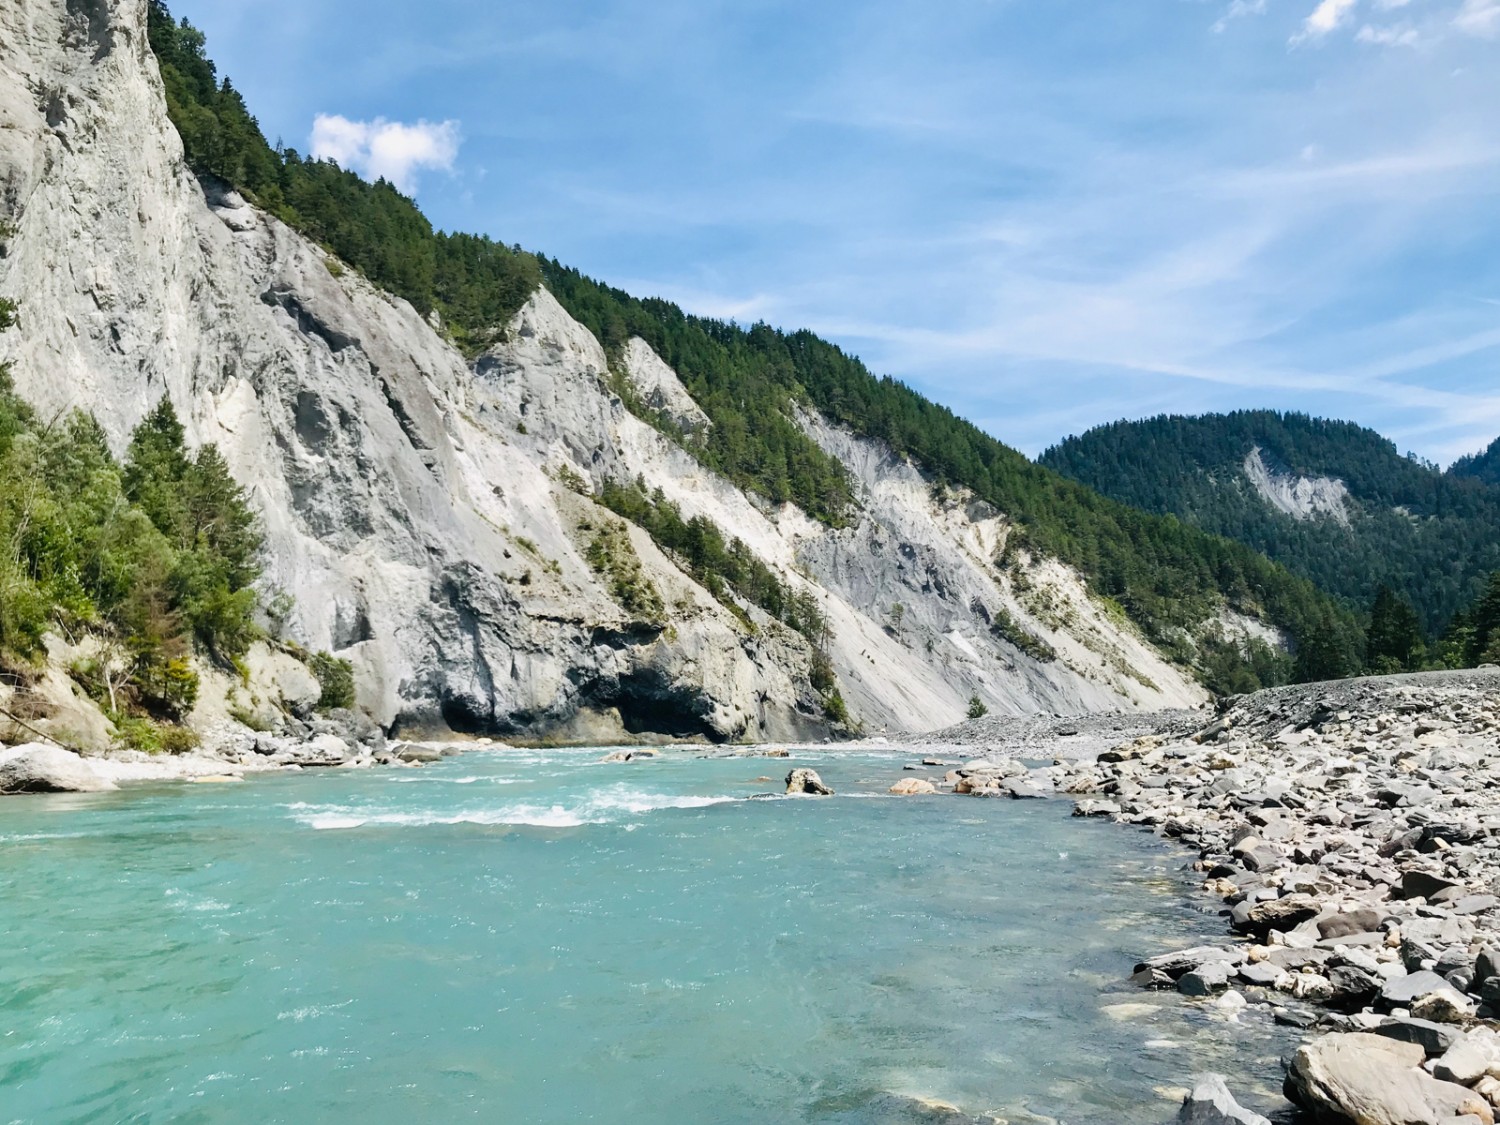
[
  {"x1": 1040, "y1": 411, "x2": 1500, "y2": 636},
  {"x1": 143, "y1": 1, "x2": 1367, "y2": 693},
  {"x1": 1451, "y1": 437, "x2": 1500, "y2": 488}
]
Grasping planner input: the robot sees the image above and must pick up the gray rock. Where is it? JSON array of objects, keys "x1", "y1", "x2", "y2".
[
  {"x1": 1137, "y1": 946, "x2": 1243, "y2": 980},
  {"x1": 786, "y1": 769, "x2": 833, "y2": 796},
  {"x1": 1400, "y1": 870, "x2": 1462, "y2": 901},
  {"x1": 1320, "y1": 909, "x2": 1385, "y2": 940},
  {"x1": 1284, "y1": 1032, "x2": 1491, "y2": 1125},
  {"x1": 0, "y1": 745, "x2": 116, "y2": 794},
  {"x1": 1371, "y1": 1017, "x2": 1463, "y2": 1057},
  {"x1": 1380, "y1": 970, "x2": 1465, "y2": 1010},
  {"x1": 1176, "y1": 1075, "x2": 1271, "y2": 1125},
  {"x1": 1434, "y1": 1028, "x2": 1500, "y2": 1085},
  {"x1": 1179, "y1": 962, "x2": 1232, "y2": 996},
  {"x1": 1235, "y1": 894, "x2": 1320, "y2": 939},
  {"x1": 1238, "y1": 961, "x2": 1289, "y2": 987}
]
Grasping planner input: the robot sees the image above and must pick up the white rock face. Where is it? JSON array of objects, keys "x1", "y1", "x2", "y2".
[
  {"x1": 621, "y1": 337, "x2": 711, "y2": 435},
  {"x1": 0, "y1": 0, "x2": 1207, "y2": 739},
  {"x1": 1243, "y1": 447, "x2": 1351, "y2": 526}
]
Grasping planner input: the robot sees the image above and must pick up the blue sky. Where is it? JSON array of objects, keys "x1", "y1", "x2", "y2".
[{"x1": 170, "y1": 0, "x2": 1500, "y2": 463}]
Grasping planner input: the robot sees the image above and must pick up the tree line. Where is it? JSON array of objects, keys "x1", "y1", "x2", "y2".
[{"x1": 146, "y1": 1, "x2": 1365, "y2": 698}]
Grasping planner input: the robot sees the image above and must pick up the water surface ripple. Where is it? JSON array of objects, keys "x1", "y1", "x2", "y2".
[{"x1": 0, "y1": 748, "x2": 1295, "y2": 1123}]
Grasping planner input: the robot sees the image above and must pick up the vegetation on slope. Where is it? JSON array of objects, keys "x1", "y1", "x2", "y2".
[
  {"x1": 1040, "y1": 411, "x2": 1500, "y2": 636},
  {"x1": 0, "y1": 298, "x2": 260, "y2": 729},
  {"x1": 146, "y1": 2, "x2": 1366, "y2": 694},
  {"x1": 147, "y1": 3, "x2": 540, "y2": 356},
  {"x1": 1451, "y1": 437, "x2": 1500, "y2": 488}
]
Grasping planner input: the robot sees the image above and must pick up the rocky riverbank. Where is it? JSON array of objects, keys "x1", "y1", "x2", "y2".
[
  {"x1": 883, "y1": 670, "x2": 1500, "y2": 1123},
  {"x1": 0, "y1": 719, "x2": 495, "y2": 794}
]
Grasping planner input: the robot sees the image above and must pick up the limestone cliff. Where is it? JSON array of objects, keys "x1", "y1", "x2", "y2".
[{"x1": 0, "y1": 0, "x2": 1207, "y2": 741}]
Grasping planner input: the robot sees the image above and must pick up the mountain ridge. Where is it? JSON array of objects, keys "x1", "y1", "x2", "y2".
[
  {"x1": 1041, "y1": 409, "x2": 1500, "y2": 635},
  {"x1": 0, "y1": 0, "x2": 1366, "y2": 746}
]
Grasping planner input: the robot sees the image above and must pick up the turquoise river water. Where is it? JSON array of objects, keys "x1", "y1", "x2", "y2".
[{"x1": 0, "y1": 748, "x2": 1297, "y2": 1124}]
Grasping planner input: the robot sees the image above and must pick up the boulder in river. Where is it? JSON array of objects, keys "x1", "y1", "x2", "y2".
[
  {"x1": 786, "y1": 768, "x2": 833, "y2": 796},
  {"x1": 889, "y1": 777, "x2": 937, "y2": 796},
  {"x1": 1284, "y1": 1032, "x2": 1493, "y2": 1125},
  {"x1": 0, "y1": 744, "x2": 117, "y2": 794},
  {"x1": 1176, "y1": 1075, "x2": 1271, "y2": 1125}
]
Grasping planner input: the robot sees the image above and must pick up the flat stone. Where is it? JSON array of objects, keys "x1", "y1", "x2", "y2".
[
  {"x1": 1238, "y1": 962, "x2": 1289, "y2": 987},
  {"x1": 1434, "y1": 1028, "x2": 1500, "y2": 1085},
  {"x1": 1380, "y1": 970, "x2": 1460, "y2": 1008},
  {"x1": 1371, "y1": 1017, "x2": 1463, "y2": 1058},
  {"x1": 1453, "y1": 895, "x2": 1499, "y2": 916},
  {"x1": 1319, "y1": 909, "x2": 1386, "y2": 940},
  {"x1": 1285, "y1": 1032, "x2": 1493, "y2": 1125}
]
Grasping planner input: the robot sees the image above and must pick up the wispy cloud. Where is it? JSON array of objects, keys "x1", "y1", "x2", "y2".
[
  {"x1": 1213, "y1": 0, "x2": 1268, "y2": 34},
  {"x1": 1454, "y1": 0, "x2": 1500, "y2": 35},
  {"x1": 1294, "y1": 0, "x2": 1362, "y2": 42},
  {"x1": 309, "y1": 115, "x2": 461, "y2": 195},
  {"x1": 1355, "y1": 21, "x2": 1422, "y2": 44}
]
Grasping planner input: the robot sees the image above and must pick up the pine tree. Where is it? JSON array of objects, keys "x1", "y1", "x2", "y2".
[
  {"x1": 1364, "y1": 584, "x2": 1424, "y2": 673},
  {"x1": 1468, "y1": 572, "x2": 1500, "y2": 666},
  {"x1": 123, "y1": 397, "x2": 192, "y2": 540}
]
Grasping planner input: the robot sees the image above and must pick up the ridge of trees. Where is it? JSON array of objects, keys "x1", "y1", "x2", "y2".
[
  {"x1": 146, "y1": 2, "x2": 540, "y2": 356},
  {"x1": 1451, "y1": 437, "x2": 1500, "y2": 488},
  {"x1": 1041, "y1": 410, "x2": 1500, "y2": 635},
  {"x1": 146, "y1": 3, "x2": 1365, "y2": 694}
]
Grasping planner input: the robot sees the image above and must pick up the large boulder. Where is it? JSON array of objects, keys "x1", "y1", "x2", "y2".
[
  {"x1": 1177, "y1": 1075, "x2": 1271, "y2": 1125},
  {"x1": 1234, "y1": 894, "x2": 1321, "y2": 940},
  {"x1": 786, "y1": 768, "x2": 833, "y2": 796},
  {"x1": 889, "y1": 777, "x2": 937, "y2": 796},
  {"x1": 0, "y1": 744, "x2": 117, "y2": 794},
  {"x1": 1285, "y1": 1032, "x2": 1493, "y2": 1125}
]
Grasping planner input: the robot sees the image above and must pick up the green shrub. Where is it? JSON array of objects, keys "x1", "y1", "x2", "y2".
[
  {"x1": 967, "y1": 695, "x2": 988, "y2": 720},
  {"x1": 308, "y1": 651, "x2": 356, "y2": 712},
  {"x1": 584, "y1": 523, "x2": 665, "y2": 624}
]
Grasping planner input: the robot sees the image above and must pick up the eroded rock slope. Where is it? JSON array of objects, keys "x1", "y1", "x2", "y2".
[{"x1": 0, "y1": 0, "x2": 1206, "y2": 739}]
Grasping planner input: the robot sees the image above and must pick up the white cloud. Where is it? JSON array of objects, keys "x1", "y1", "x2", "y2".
[
  {"x1": 1294, "y1": 0, "x2": 1361, "y2": 41},
  {"x1": 309, "y1": 115, "x2": 461, "y2": 194},
  {"x1": 1355, "y1": 21, "x2": 1421, "y2": 43},
  {"x1": 1213, "y1": 0, "x2": 1267, "y2": 33},
  {"x1": 1454, "y1": 0, "x2": 1500, "y2": 36}
]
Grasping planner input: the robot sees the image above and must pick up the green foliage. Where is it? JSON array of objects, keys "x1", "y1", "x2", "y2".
[
  {"x1": 967, "y1": 695, "x2": 988, "y2": 720},
  {"x1": 1196, "y1": 634, "x2": 1293, "y2": 697},
  {"x1": 1464, "y1": 572, "x2": 1500, "y2": 666},
  {"x1": 988, "y1": 606, "x2": 1057, "y2": 663},
  {"x1": 1451, "y1": 436, "x2": 1500, "y2": 488},
  {"x1": 147, "y1": 1, "x2": 539, "y2": 349},
  {"x1": 1042, "y1": 411, "x2": 1500, "y2": 636},
  {"x1": 583, "y1": 522, "x2": 666, "y2": 624},
  {"x1": 112, "y1": 714, "x2": 200, "y2": 755},
  {"x1": 308, "y1": 651, "x2": 356, "y2": 712},
  {"x1": 822, "y1": 687, "x2": 850, "y2": 727},
  {"x1": 122, "y1": 399, "x2": 261, "y2": 660},
  {"x1": 229, "y1": 702, "x2": 274, "y2": 732},
  {"x1": 0, "y1": 361, "x2": 258, "y2": 720},
  {"x1": 596, "y1": 477, "x2": 829, "y2": 643},
  {"x1": 1365, "y1": 585, "x2": 1424, "y2": 673},
  {"x1": 539, "y1": 264, "x2": 857, "y2": 526}
]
